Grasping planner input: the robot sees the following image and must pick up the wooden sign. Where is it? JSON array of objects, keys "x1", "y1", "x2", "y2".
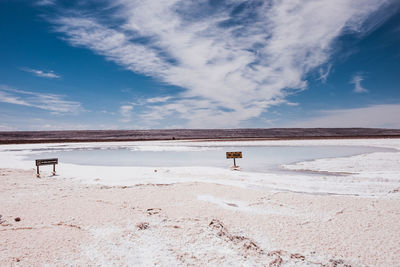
[
  {"x1": 226, "y1": 152, "x2": 242, "y2": 159},
  {"x1": 35, "y1": 158, "x2": 58, "y2": 177},
  {"x1": 36, "y1": 158, "x2": 58, "y2": 166},
  {"x1": 226, "y1": 152, "x2": 242, "y2": 169}
]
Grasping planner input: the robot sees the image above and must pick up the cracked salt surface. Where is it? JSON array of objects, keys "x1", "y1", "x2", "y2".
[
  {"x1": 197, "y1": 195, "x2": 344, "y2": 223},
  {"x1": 81, "y1": 225, "x2": 180, "y2": 266}
]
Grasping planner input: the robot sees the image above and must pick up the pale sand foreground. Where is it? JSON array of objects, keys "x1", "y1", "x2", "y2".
[{"x1": 1, "y1": 168, "x2": 400, "y2": 266}]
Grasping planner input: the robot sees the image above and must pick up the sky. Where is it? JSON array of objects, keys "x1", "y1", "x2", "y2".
[{"x1": 0, "y1": 0, "x2": 399, "y2": 130}]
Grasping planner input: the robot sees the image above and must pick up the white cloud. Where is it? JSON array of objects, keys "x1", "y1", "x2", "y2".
[
  {"x1": 51, "y1": 0, "x2": 392, "y2": 127},
  {"x1": 286, "y1": 104, "x2": 400, "y2": 128},
  {"x1": 146, "y1": 96, "x2": 172, "y2": 104},
  {"x1": 0, "y1": 124, "x2": 17, "y2": 131},
  {"x1": 318, "y1": 64, "x2": 332, "y2": 83},
  {"x1": 0, "y1": 113, "x2": 121, "y2": 130},
  {"x1": 119, "y1": 105, "x2": 133, "y2": 122},
  {"x1": 21, "y1": 67, "x2": 61, "y2": 79},
  {"x1": 36, "y1": 0, "x2": 56, "y2": 6},
  {"x1": 351, "y1": 74, "x2": 368, "y2": 93},
  {"x1": 0, "y1": 85, "x2": 82, "y2": 113},
  {"x1": 100, "y1": 110, "x2": 116, "y2": 115},
  {"x1": 285, "y1": 102, "x2": 299, "y2": 107}
]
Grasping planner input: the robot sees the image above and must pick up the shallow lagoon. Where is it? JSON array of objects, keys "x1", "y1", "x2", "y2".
[
  {"x1": 26, "y1": 145, "x2": 390, "y2": 173},
  {"x1": 2, "y1": 139, "x2": 398, "y2": 196}
]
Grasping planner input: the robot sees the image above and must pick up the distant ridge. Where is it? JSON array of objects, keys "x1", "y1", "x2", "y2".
[{"x1": 1, "y1": 128, "x2": 400, "y2": 144}]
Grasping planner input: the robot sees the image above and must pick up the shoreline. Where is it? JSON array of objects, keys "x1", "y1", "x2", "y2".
[{"x1": 1, "y1": 135, "x2": 400, "y2": 145}]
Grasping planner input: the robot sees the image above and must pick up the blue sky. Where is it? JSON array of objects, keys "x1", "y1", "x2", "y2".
[{"x1": 0, "y1": 0, "x2": 399, "y2": 130}]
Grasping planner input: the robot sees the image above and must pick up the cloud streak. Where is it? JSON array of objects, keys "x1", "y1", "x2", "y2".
[
  {"x1": 351, "y1": 74, "x2": 368, "y2": 93},
  {"x1": 21, "y1": 67, "x2": 61, "y2": 79},
  {"x1": 120, "y1": 105, "x2": 133, "y2": 122},
  {"x1": 318, "y1": 64, "x2": 332, "y2": 83},
  {"x1": 50, "y1": 0, "x2": 392, "y2": 127},
  {"x1": 36, "y1": 0, "x2": 56, "y2": 6},
  {"x1": 0, "y1": 85, "x2": 82, "y2": 113}
]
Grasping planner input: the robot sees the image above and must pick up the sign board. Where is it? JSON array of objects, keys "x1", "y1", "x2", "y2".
[
  {"x1": 226, "y1": 152, "x2": 242, "y2": 159},
  {"x1": 35, "y1": 158, "x2": 58, "y2": 177},
  {"x1": 36, "y1": 158, "x2": 58, "y2": 166}
]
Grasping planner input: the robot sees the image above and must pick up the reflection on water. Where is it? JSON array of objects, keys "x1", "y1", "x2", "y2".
[{"x1": 26, "y1": 145, "x2": 389, "y2": 173}]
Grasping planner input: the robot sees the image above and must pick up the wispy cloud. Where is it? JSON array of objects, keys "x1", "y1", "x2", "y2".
[
  {"x1": 286, "y1": 104, "x2": 400, "y2": 128},
  {"x1": 146, "y1": 96, "x2": 172, "y2": 104},
  {"x1": 21, "y1": 67, "x2": 61, "y2": 79},
  {"x1": 35, "y1": 0, "x2": 56, "y2": 6},
  {"x1": 50, "y1": 0, "x2": 392, "y2": 127},
  {"x1": 351, "y1": 74, "x2": 368, "y2": 93},
  {"x1": 100, "y1": 110, "x2": 116, "y2": 115},
  {"x1": 0, "y1": 124, "x2": 17, "y2": 131},
  {"x1": 0, "y1": 85, "x2": 82, "y2": 113},
  {"x1": 318, "y1": 64, "x2": 332, "y2": 83},
  {"x1": 119, "y1": 105, "x2": 133, "y2": 122},
  {"x1": 285, "y1": 102, "x2": 299, "y2": 107}
]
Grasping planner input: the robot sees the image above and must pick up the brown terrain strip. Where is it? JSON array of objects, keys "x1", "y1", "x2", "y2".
[{"x1": 1, "y1": 128, "x2": 400, "y2": 144}]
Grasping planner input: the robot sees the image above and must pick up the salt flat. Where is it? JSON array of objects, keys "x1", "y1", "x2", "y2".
[{"x1": 0, "y1": 139, "x2": 399, "y2": 266}]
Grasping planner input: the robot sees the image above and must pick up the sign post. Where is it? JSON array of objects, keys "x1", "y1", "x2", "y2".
[
  {"x1": 35, "y1": 158, "x2": 58, "y2": 177},
  {"x1": 226, "y1": 152, "x2": 242, "y2": 168}
]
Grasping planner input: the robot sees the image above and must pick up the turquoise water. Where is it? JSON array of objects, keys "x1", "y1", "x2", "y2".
[{"x1": 26, "y1": 145, "x2": 391, "y2": 173}]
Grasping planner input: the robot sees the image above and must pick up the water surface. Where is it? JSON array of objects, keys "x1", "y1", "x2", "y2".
[{"x1": 26, "y1": 145, "x2": 390, "y2": 173}]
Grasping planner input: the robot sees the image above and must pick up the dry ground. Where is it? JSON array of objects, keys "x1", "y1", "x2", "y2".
[{"x1": 1, "y1": 168, "x2": 400, "y2": 266}]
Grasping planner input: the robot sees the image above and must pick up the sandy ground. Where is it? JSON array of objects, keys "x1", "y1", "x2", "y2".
[{"x1": 1, "y1": 168, "x2": 400, "y2": 266}]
